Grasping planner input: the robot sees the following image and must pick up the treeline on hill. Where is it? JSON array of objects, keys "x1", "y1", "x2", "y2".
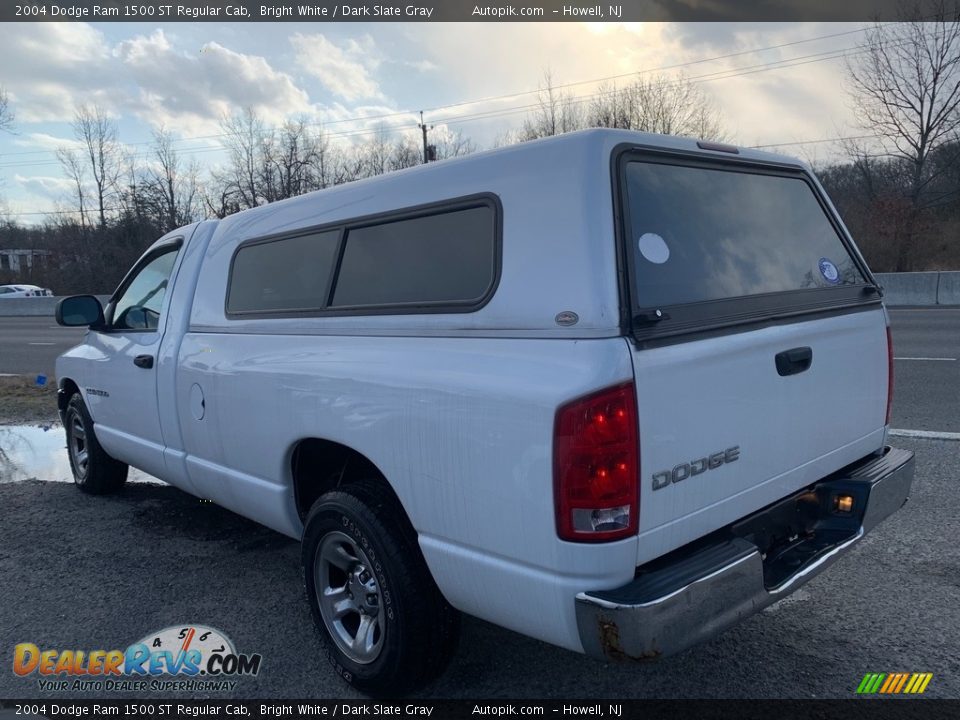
[
  {"x1": 2, "y1": 66, "x2": 959, "y2": 294},
  {"x1": 819, "y1": 142, "x2": 960, "y2": 273}
]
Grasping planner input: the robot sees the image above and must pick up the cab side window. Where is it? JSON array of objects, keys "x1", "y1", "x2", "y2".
[{"x1": 112, "y1": 245, "x2": 180, "y2": 331}]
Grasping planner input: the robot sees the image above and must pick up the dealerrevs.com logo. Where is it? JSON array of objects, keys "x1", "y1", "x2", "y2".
[{"x1": 13, "y1": 625, "x2": 262, "y2": 692}]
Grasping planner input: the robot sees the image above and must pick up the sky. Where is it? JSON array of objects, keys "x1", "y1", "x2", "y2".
[{"x1": 0, "y1": 21, "x2": 875, "y2": 223}]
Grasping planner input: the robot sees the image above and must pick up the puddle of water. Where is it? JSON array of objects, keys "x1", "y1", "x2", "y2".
[{"x1": 0, "y1": 424, "x2": 161, "y2": 484}]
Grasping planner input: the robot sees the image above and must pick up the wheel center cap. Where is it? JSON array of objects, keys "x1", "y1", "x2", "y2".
[{"x1": 349, "y1": 566, "x2": 379, "y2": 615}]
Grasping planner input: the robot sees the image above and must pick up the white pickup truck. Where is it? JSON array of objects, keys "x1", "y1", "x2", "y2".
[{"x1": 56, "y1": 129, "x2": 914, "y2": 695}]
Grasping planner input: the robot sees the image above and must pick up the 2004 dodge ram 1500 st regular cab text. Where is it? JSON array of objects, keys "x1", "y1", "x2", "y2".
[{"x1": 55, "y1": 129, "x2": 915, "y2": 695}]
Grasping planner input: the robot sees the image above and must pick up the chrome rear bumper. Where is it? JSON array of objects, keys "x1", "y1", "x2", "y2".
[{"x1": 575, "y1": 446, "x2": 915, "y2": 661}]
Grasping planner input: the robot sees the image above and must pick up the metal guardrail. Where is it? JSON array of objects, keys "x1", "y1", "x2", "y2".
[
  {"x1": 875, "y1": 272, "x2": 960, "y2": 306},
  {"x1": 0, "y1": 295, "x2": 112, "y2": 317}
]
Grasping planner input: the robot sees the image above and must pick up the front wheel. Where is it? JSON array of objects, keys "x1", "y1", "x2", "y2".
[
  {"x1": 64, "y1": 393, "x2": 128, "y2": 494},
  {"x1": 302, "y1": 482, "x2": 459, "y2": 696}
]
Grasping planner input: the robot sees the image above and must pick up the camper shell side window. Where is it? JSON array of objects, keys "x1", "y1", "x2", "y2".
[{"x1": 225, "y1": 194, "x2": 501, "y2": 318}]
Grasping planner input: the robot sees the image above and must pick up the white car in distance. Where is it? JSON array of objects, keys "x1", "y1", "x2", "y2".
[{"x1": 0, "y1": 284, "x2": 53, "y2": 297}]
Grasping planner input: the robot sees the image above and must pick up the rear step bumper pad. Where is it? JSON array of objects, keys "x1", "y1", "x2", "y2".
[{"x1": 575, "y1": 446, "x2": 915, "y2": 661}]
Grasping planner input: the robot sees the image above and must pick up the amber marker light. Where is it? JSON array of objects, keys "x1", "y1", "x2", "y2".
[{"x1": 834, "y1": 494, "x2": 855, "y2": 513}]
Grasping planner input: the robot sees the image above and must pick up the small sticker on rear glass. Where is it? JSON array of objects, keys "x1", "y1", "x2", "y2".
[
  {"x1": 638, "y1": 233, "x2": 670, "y2": 264},
  {"x1": 818, "y1": 257, "x2": 840, "y2": 284}
]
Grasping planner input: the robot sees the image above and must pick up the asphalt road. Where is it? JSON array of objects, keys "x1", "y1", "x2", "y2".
[
  {"x1": 887, "y1": 308, "x2": 960, "y2": 434},
  {"x1": 1, "y1": 308, "x2": 957, "y2": 432},
  {"x1": 0, "y1": 317, "x2": 85, "y2": 377}
]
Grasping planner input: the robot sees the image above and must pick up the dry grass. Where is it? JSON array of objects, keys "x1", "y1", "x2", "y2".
[{"x1": 0, "y1": 375, "x2": 59, "y2": 424}]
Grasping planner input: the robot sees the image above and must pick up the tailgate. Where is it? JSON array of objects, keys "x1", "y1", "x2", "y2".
[
  {"x1": 614, "y1": 149, "x2": 889, "y2": 565},
  {"x1": 631, "y1": 309, "x2": 888, "y2": 564}
]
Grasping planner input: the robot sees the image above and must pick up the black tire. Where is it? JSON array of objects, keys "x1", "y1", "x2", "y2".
[
  {"x1": 302, "y1": 480, "x2": 460, "y2": 696},
  {"x1": 64, "y1": 393, "x2": 128, "y2": 495}
]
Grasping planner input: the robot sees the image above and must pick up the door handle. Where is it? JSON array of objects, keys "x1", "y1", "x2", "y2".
[
  {"x1": 133, "y1": 354, "x2": 154, "y2": 369},
  {"x1": 775, "y1": 347, "x2": 812, "y2": 376}
]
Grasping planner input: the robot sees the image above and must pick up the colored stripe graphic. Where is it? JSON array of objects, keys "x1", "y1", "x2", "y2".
[
  {"x1": 857, "y1": 673, "x2": 879, "y2": 694},
  {"x1": 906, "y1": 673, "x2": 933, "y2": 694},
  {"x1": 893, "y1": 673, "x2": 910, "y2": 693},
  {"x1": 858, "y1": 672, "x2": 932, "y2": 694},
  {"x1": 879, "y1": 674, "x2": 896, "y2": 693}
]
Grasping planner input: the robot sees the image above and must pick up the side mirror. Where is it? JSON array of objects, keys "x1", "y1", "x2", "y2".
[{"x1": 56, "y1": 295, "x2": 105, "y2": 328}]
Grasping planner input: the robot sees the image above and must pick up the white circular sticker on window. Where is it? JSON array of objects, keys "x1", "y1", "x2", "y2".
[{"x1": 638, "y1": 233, "x2": 670, "y2": 264}]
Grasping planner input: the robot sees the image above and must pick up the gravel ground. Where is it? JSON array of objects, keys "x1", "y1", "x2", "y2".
[{"x1": 0, "y1": 437, "x2": 957, "y2": 700}]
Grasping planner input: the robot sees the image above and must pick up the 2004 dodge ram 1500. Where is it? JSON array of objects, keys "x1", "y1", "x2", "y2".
[{"x1": 55, "y1": 129, "x2": 915, "y2": 695}]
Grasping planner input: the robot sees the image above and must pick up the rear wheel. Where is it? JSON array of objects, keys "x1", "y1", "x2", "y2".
[
  {"x1": 64, "y1": 393, "x2": 128, "y2": 494},
  {"x1": 302, "y1": 481, "x2": 459, "y2": 696}
]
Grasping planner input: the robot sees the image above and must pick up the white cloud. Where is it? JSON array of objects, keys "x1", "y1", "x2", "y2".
[
  {"x1": 14, "y1": 133, "x2": 85, "y2": 153},
  {"x1": 116, "y1": 31, "x2": 312, "y2": 133},
  {"x1": 15, "y1": 174, "x2": 75, "y2": 202},
  {"x1": 15, "y1": 21, "x2": 109, "y2": 65},
  {"x1": 0, "y1": 23, "x2": 114, "y2": 122},
  {"x1": 400, "y1": 59, "x2": 438, "y2": 72},
  {"x1": 291, "y1": 33, "x2": 383, "y2": 102},
  {"x1": 0, "y1": 25, "x2": 314, "y2": 134}
]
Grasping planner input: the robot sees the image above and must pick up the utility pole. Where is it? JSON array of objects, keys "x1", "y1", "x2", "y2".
[{"x1": 418, "y1": 111, "x2": 434, "y2": 164}]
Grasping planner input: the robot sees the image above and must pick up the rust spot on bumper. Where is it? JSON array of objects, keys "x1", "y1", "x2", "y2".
[{"x1": 598, "y1": 618, "x2": 661, "y2": 662}]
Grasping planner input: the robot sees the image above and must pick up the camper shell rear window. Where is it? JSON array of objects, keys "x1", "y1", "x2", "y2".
[{"x1": 616, "y1": 149, "x2": 875, "y2": 340}]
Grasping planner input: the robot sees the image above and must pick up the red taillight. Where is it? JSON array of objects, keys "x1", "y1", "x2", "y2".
[
  {"x1": 554, "y1": 382, "x2": 639, "y2": 543},
  {"x1": 885, "y1": 325, "x2": 894, "y2": 425}
]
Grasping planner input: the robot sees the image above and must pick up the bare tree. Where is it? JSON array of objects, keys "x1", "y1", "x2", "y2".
[
  {"x1": 518, "y1": 70, "x2": 585, "y2": 140},
  {"x1": 141, "y1": 128, "x2": 200, "y2": 232},
  {"x1": 431, "y1": 129, "x2": 477, "y2": 160},
  {"x1": 56, "y1": 148, "x2": 90, "y2": 230},
  {"x1": 588, "y1": 74, "x2": 727, "y2": 140},
  {"x1": 205, "y1": 112, "x2": 476, "y2": 220},
  {"x1": 202, "y1": 184, "x2": 242, "y2": 220},
  {"x1": 515, "y1": 70, "x2": 726, "y2": 142},
  {"x1": 389, "y1": 135, "x2": 422, "y2": 170},
  {"x1": 847, "y1": 7, "x2": 960, "y2": 207},
  {"x1": 118, "y1": 149, "x2": 143, "y2": 224},
  {"x1": 216, "y1": 108, "x2": 268, "y2": 210},
  {"x1": 260, "y1": 119, "x2": 330, "y2": 202},
  {"x1": 0, "y1": 87, "x2": 13, "y2": 133},
  {"x1": 845, "y1": 3, "x2": 960, "y2": 269},
  {"x1": 332, "y1": 143, "x2": 367, "y2": 185},
  {"x1": 71, "y1": 105, "x2": 122, "y2": 228},
  {"x1": 363, "y1": 124, "x2": 393, "y2": 177},
  {"x1": 311, "y1": 125, "x2": 336, "y2": 190}
]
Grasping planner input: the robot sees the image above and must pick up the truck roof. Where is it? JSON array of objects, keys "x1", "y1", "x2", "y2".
[
  {"x1": 187, "y1": 128, "x2": 812, "y2": 337},
  {"x1": 222, "y1": 128, "x2": 804, "y2": 233}
]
